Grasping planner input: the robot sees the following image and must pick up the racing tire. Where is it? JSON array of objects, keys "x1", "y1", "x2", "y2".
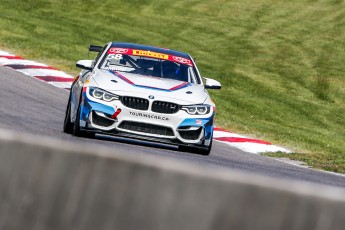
[
  {"x1": 63, "y1": 94, "x2": 73, "y2": 134},
  {"x1": 73, "y1": 94, "x2": 95, "y2": 138},
  {"x1": 179, "y1": 138, "x2": 212, "y2": 156},
  {"x1": 200, "y1": 138, "x2": 213, "y2": 155}
]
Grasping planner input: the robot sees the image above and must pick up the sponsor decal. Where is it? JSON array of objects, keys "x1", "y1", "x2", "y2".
[
  {"x1": 106, "y1": 66, "x2": 134, "y2": 72},
  {"x1": 107, "y1": 47, "x2": 194, "y2": 66},
  {"x1": 132, "y1": 50, "x2": 169, "y2": 60},
  {"x1": 196, "y1": 120, "x2": 203, "y2": 125},
  {"x1": 172, "y1": 56, "x2": 192, "y2": 65},
  {"x1": 129, "y1": 111, "x2": 169, "y2": 121},
  {"x1": 108, "y1": 48, "x2": 129, "y2": 54}
]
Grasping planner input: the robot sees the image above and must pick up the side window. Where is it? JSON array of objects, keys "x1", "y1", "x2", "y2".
[{"x1": 92, "y1": 45, "x2": 107, "y2": 67}]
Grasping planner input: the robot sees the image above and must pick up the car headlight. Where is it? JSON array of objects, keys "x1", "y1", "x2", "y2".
[
  {"x1": 89, "y1": 88, "x2": 119, "y2": 102},
  {"x1": 181, "y1": 105, "x2": 211, "y2": 115}
]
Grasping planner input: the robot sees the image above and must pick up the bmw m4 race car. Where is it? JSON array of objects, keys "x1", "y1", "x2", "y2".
[{"x1": 63, "y1": 42, "x2": 221, "y2": 155}]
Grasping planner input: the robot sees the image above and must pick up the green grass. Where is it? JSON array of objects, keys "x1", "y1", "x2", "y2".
[{"x1": 1, "y1": 0, "x2": 345, "y2": 173}]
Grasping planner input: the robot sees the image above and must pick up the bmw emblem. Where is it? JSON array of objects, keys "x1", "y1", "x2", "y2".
[{"x1": 148, "y1": 95, "x2": 155, "y2": 99}]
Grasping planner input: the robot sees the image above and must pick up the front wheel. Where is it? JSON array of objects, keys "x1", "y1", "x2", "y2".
[
  {"x1": 179, "y1": 138, "x2": 213, "y2": 156},
  {"x1": 63, "y1": 94, "x2": 73, "y2": 134},
  {"x1": 72, "y1": 95, "x2": 95, "y2": 138}
]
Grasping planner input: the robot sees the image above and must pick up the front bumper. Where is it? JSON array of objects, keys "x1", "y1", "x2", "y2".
[{"x1": 79, "y1": 89, "x2": 214, "y2": 146}]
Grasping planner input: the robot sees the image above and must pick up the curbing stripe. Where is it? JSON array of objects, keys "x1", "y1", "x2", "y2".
[
  {"x1": 214, "y1": 136, "x2": 272, "y2": 145},
  {"x1": 34, "y1": 76, "x2": 74, "y2": 82},
  {"x1": 15, "y1": 68, "x2": 73, "y2": 78},
  {"x1": 4, "y1": 64, "x2": 57, "y2": 70},
  {"x1": 0, "y1": 55, "x2": 24, "y2": 60},
  {"x1": 0, "y1": 59, "x2": 48, "y2": 66}
]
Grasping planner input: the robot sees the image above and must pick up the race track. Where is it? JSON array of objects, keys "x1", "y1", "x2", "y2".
[{"x1": 1, "y1": 66, "x2": 345, "y2": 187}]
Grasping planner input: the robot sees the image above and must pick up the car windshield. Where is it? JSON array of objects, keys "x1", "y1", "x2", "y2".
[{"x1": 99, "y1": 48, "x2": 198, "y2": 83}]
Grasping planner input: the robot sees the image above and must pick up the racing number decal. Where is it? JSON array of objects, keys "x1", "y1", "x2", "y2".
[{"x1": 108, "y1": 54, "x2": 123, "y2": 60}]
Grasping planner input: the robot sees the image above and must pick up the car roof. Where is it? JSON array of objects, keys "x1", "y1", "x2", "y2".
[{"x1": 110, "y1": 42, "x2": 191, "y2": 59}]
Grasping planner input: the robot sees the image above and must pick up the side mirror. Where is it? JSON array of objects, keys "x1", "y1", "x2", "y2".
[
  {"x1": 204, "y1": 78, "x2": 221, "y2": 89},
  {"x1": 76, "y1": 60, "x2": 93, "y2": 71}
]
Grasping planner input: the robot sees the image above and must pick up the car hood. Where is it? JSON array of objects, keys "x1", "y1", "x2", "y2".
[{"x1": 91, "y1": 69, "x2": 208, "y2": 104}]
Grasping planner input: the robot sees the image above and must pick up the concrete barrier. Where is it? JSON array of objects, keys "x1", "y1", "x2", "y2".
[{"x1": 0, "y1": 129, "x2": 345, "y2": 230}]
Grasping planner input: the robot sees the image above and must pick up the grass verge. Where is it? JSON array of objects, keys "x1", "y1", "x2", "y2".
[{"x1": 1, "y1": 0, "x2": 345, "y2": 172}]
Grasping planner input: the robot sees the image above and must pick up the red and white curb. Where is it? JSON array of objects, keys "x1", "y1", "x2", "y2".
[
  {"x1": 213, "y1": 127, "x2": 290, "y2": 154},
  {"x1": 0, "y1": 50, "x2": 290, "y2": 154},
  {"x1": 0, "y1": 51, "x2": 74, "y2": 89}
]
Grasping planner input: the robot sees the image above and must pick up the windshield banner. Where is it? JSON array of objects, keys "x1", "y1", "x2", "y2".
[{"x1": 108, "y1": 47, "x2": 193, "y2": 66}]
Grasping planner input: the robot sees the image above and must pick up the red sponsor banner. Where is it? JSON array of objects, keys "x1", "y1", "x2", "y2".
[
  {"x1": 107, "y1": 47, "x2": 193, "y2": 66},
  {"x1": 108, "y1": 48, "x2": 129, "y2": 54},
  {"x1": 170, "y1": 56, "x2": 192, "y2": 66}
]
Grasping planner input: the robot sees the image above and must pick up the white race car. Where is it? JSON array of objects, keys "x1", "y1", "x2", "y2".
[{"x1": 63, "y1": 42, "x2": 221, "y2": 155}]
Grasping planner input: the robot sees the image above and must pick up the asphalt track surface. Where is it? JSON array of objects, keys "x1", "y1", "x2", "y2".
[{"x1": 1, "y1": 66, "x2": 345, "y2": 188}]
